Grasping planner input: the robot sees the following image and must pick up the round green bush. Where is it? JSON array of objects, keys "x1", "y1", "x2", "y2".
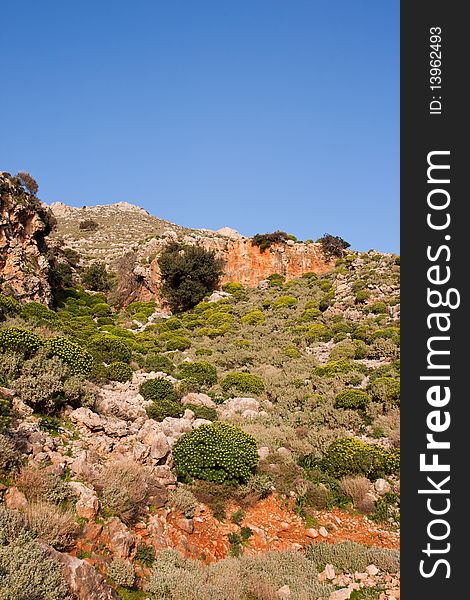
[
  {"x1": 106, "y1": 361, "x2": 133, "y2": 382},
  {"x1": 88, "y1": 334, "x2": 132, "y2": 363},
  {"x1": 159, "y1": 332, "x2": 191, "y2": 351},
  {"x1": 334, "y1": 389, "x2": 370, "y2": 410},
  {"x1": 195, "y1": 347, "x2": 213, "y2": 356},
  {"x1": 143, "y1": 353, "x2": 175, "y2": 374},
  {"x1": 178, "y1": 361, "x2": 217, "y2": 386},
  {"x1": 314, "y1": 359, "x2": 367, "y2": 378},
  {"x1": 320, "y1": 437, "x2": 400, "y2": 480},
  {"x1": 298, "y1": 307, "x2": 322, "y2": 322},
  {"x1": 139, "y1": 377, "x2": 177, "y2": 402},
  {"x1": 368, "y1": 376, "x2": 400, "y2": 407},
  {"x1": 272, "y1": 295, "x2": 298, "y2": 309},
  {"x1": 221, "y1": 372, "x2": 265, "y2": 395},
  {"x1": 305, "y1": 324, "x2": 331, "y2": 343},
  {"x1": 184, "y1": 404, "x2": 218, "y2": 421},
  {"x1": 173, "y1": 421, "x2": 259, "y2": 484},
  {"x1": 0, "y1": 327, "x2": 43, "y2": 357},
  {"x1": 45, "y1": 336, "x2": 93, "y2": 376},
  {"x1": 147, "y1": 399, "x2": 184, "y2": 421},
  {"x1": 241, "y1": 309, "x2": 266, "y2": 326},
  {"x1": 0, "y1": 294, "x2": 20, "y2": 314},
  {"x1": 368, "y1": 302, "x2": 388, "y2": 314}
]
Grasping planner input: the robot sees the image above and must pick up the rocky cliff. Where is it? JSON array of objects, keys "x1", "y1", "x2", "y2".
[
  {"x1": 0, "y1": 172, "x2": 54, "y2": 304},
  {"x1": 49, "y1": 202, "x2": 335, "y2": 304}
]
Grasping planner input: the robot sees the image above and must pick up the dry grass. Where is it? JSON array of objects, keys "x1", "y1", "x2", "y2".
[
  {"x1": 339, "y1": 475, "x2": 371, "y2": 509},
  {"x1": 26, "y1": 502, "x2": 79, "y2": 550}
]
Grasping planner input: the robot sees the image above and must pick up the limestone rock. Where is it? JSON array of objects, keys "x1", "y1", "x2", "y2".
[
  {"x1": 70, "y1": 407, "x2": 104, "y2": 430},
  {"x1": 4, "y1": 487, "x2": 28, "y2": 510},
  {"x1": 374, "y1": 478, "x2": 392, "y2": 495},
  {"x1": 68, "y1": 481, "x2": 100, "y2": 520},
  {"x1": 276, "y1": 585, "x2": 291, "y2": 599},
  {"x1": 181, "y1": 392, "x2": 216, "y2": 408},
  {"x1": 38, "y1": 541, "x2": 119, "y2": 600},
  {"x1": 105, "y1": 517, "x2": 135, "y2": 559}
]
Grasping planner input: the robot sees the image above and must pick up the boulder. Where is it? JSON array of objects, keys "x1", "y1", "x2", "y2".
[
  {"x1": 181, "y1": 392, "x2": 217, "y2": 408},
  {"x1": 38, "y1": 542, "x2": 119, "y2": 600},
  {"x1": 374, "y1": 478, "x2": 391, "y2": 495},
  {"x1": 329, "y1": 589, "x2": 352, "y2": 600},
  {"x1": 105, "y1": 517, "x2": 135, "y2": 559},
  {"x1": 150, "y1": 431, "x2": 171, "y2": 461},
  {"x1": 70, "y1": 407, "x2": 104, "y2": 430},
  {"x1": 4, "y1": 487, "x2": 28, "y2": 510},
  {"x1": 68, "y1": 481, "x2": 100, "y2": 520},
  {"x1": 218, "y1": 397, "x2": 260, "y2": 418},
  {"x1": 276, "y1": 585, "x2": 291, "y2": 599}
]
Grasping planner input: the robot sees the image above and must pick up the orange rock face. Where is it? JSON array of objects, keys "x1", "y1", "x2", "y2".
[{"x1": 219, "y1": 240, "x2": 334, "y2": 286}]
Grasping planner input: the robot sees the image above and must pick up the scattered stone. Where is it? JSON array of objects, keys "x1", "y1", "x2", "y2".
[
  {"x1": 329, "y1": 589, "x2": 352, "y2": 600},
  {"x1": 4, "y1": 487, "x2": 28, "y2": 510},
  {"x1": 374, "y1": 478, "x2": 392, "y2": 495},
  {"x1": 257, "y1": 446, "x2": 270, "y2": 460},
  {"x1": 319, "y1": 526, "x2": 329, "y2": 538},
  {"x1": 70, "y1": 407, "x2": 104, "y2": 430},
  {"x1": 366, "y1": 564, "x2": 379, "y2": 576},
  {"x1": 181, "y1": 392, "x2": 216, "y2": 408},
  {"x1": 305, "y1": 528, "x2": 318, "y2": 538},
  {"x1": 176, "y1": 518, "x2": 195, "y2": 534},
  {"x1": 68, "y1": 482, "x2": 100, "y2": 520},
  {"x1": 324, "y1": 564, "x2": 336, "y2": 580},
  {"x1": 276, "y1": 584, "x2": 291, "y2": 599},
  {"x1": 105, "y1": 517, "x2": 135, "y2": 559}
]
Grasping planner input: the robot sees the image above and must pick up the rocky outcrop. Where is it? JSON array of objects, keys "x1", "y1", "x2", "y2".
[
  {"x1": 0, "y1": 172, "x2": 54, "y2": 304},
  {"x1": 38, "y1": 542, "x2": 119, "y2": 600},
  {"x1": 49, "y1": 201, "x2": 335, "y2": 305}
]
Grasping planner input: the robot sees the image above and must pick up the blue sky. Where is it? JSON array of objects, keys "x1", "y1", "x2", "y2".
[{"x1": 0, "y1": 1, "x2": 399, "y2": 252}]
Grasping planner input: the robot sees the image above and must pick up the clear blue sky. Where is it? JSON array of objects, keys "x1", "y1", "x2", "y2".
[{"x1": 0, "y1": 0, "x2": 399, "y2": 252}]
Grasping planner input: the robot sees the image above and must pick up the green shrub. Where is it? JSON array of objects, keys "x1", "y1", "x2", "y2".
[
  {"x1": 221, "y1": 282, "x2": 245, "y2": 299},
  {"x1": 221, "y1": 372, "x2": 265, "y2": 395},
  {"x1": 106, "y1": 361, "x2": 133, "y2": 382},
  {"x1": 0, "y1": 537, "x2": 72, "y2": 600},
  {"x1": 314, "y1": 359, "x2": 366, "y2": 378},
  {"x1": 159, "y1": 332, "x2": 191, "y2": 351},
  {"x1": 329, "y1": 340, "x2": 357, "y2": 361},
  {"x1": 81, "y1": 261, "x2": 111, "y2": 292},
  {"x1": 0, "y1": 294, "x2": 20, "y2": 314},
  {"x1": 158, "y1": 243, "x2": 224, "y2": 312},
  {"x1": 355, "y1": 289, "x2": 371, "y2": 304},
  {"x1": 135, "y1": 543, "x2": 156, "y2": 566},
  {"x1": 317, "y1": 234, "x2": 350, "y2": 258},
  {"x1": 184, "y1": 404, "x2": 218, "y2": 421},
  {"x1": 45, "y1": 337, "x2": 93, "y2": 376},
  {"x1": 195, "y1": 347, "x2": 213, "y2": 356},
  {"x1": 92, "y1": 302, "x2": 112, "y2": 317},
  {"x1": 88, "y1": 334, "x2": 132, "y2": 363},
  {"x1": 284, "y1": 346, "x2": 301, "y2": 358},
  {"x1": 0, "y1": 394, "x2": 12, "y2": 433},
  {"x1": 107, "y1": 558, "x2": 135, "y2": 588},
  {"x1": 241, "y1": 309, "x2": 266, "y2": 326},
  {"x1": 334, "y1": 389, "x2": 370, "y2": 410},
  {"x1": 252, "y1": 231, "x2": 289, "y2": 253},
  {"x1": 267, "y1": 273, "x2": 286, "y2": 287},
  {"x1": 140, "y1": 378, "x2": 177, "y2": 402},
  {"x1": 0, "y1": 327, "x2": 43, "y2": 357},
  {"x1": 173, "y1": 422, "x2": 258, "y2": 484},
  {"x1": 305, "y1": 324, "x2": 331, "y2": 343},
  {"x1": 147, "y1": 399, "x2": 184, "y2": 421},
  {"x1": 168, "y1": 487, "x2": 198, "y2": 518},
  {"x1": 367, "y1": 301, "x2": 388, "y2": 314},
  {"x1": 178, "y1": 362, "x2": 217, "y2": 386},
  {"x1": 368, "y1": 377, "x2": 400, "y2": 407},
  {"x1": 320, "y1": 437, "x2": 400, "y2": 479},
  {"x1": 143, "y1": 353, "x2": 175, "y2": 374},
  {"x1": 299, "y1": 307, "x2": 321, "y2": 322},
  {"x1": 272, "y1": 295, "x2": 298, "y2": 309}
]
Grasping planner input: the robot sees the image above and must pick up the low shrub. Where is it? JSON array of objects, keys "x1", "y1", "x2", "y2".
[
  {"x1": 26, "y1": 502, "x2": 79, "y2": 550},
  {"x1": 252, "y1": 231, "x2": 289, "y2": 252},
  {"x1": 168, "y1": 486, "x2": 198, "y2": 518},
  {"x1": 184, "y1": 404, "x2": 218, "y2": 421},
  {"x1": 88, "y1": 334, "x2": 132, "y2": 364},
  {"x1": 317, "y1": 234, "x2": 350, "y2": 258},
  {"x1": 160, "y1": 332, "x2": 191, "y2": 351},
  {"x1": 147, "y1": 399, "x2": 184, "y2": 421},
  {"x1": 81, "y1": 261, "x2": 111, "y2": 292},
  {"x1": 16, "y1": 464, "x2": 71, "y2": 505},
  {"x1": 135, "y1": 542, "x2": 156, "y2": 566},
  {"x1": 314, "y1": 359, "x2": 367, "y2": 378},
  {"x1": 106, "y1": 361, "x2": 133, "y2": 382},
  {"x1": 0, "y1": 294, "x2": 21, "y2": 315},
  {"x1": 108, "y1": 558, "x2": 135, "y2": 588},
  {"x1": 339, "y1": 476, "x2": 372, "y2": 511},
  {"x1": 173, "y1": 422, "x2": 258, "y2": 484},
  {"x1": 79, "y1": 218, "x2": 99, "y2": 231},
  {"x1": 139, "y1": 378, "x2": 177, "y2": 402},
  {"x1": 221, "y1": 372, "x2": 265, "y2": 395},
  {"x1": 241, "y1": 309, "x2": 266, "y2": 326},
  {"x1": 306, "y1": 540, "x2": 399, "y2": 573},
  {"x1": 320, "y1": 437, "x2": 400, "y2": 480},
  {"x1": 0, "y1": 394, "x2": 11, "y2": 433},
  {"x1": 367, "y1": 301, "x2": 388, "y2": 314},
  {"x1": 45, "y1": 336, "x2": 93, "y2": 376},
  {"x1": 272, "y1": 295, "x2": 298, "y2": 310},
  {"x1": 178, "y1": 361, "x2": 217, "y2": 386},
  {"x1": 334, "y1": 389, "x2": 370, "y2": 410},
  {"x1": 143, "y1": 353, "x2": 175, "y2": 374},
  {"x1": 0, "y1": 434, "x2": 22, "y2": 475},
  {"x1": 0, "y1": 326, "x2": 43, "y2": 357},
  {"x1": 369, "y1": 376, "x2": 400, "y2": 407}
]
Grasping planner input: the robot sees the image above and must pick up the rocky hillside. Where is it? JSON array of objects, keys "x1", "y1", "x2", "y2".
[
  {"x1": 48, "y1": 202, "x2": 335, "y2": 305},
  {"x1": 0, "y1": 174, "x2": 400, "y2": 600}
]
